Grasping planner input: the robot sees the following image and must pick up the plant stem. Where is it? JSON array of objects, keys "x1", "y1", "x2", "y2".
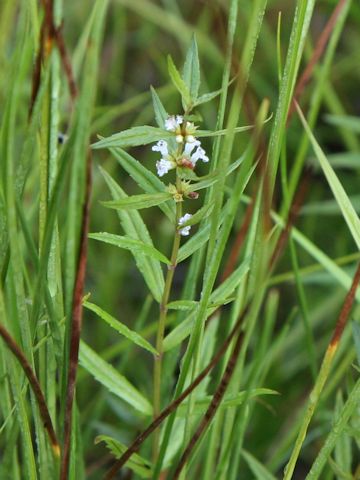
[{"x1": 153, "y1": 173, "x2": 182, "y2": 460}]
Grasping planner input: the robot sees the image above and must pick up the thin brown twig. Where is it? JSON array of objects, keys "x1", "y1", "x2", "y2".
[
  {"x1": 29, "y1": 0, "x2": 77, "y2": 117},
  {"x1": 270, "y1": 167, "x2": 312, "y2": 268},
  {"x1": 173, "y1": 329, "x2": 244, "y2": 479},
  {"x1": 330, "y1": 261, "x2": 360, "y2": 348},
  {"x1": 103, "y1": 305, "x2": 250, "y2": 480},
  {"x1": 0, "y1": 323, "x2": 60, "y2": 456},
  {"x1": 60, "y1": 153, "x2": 92, "y2": 480}
]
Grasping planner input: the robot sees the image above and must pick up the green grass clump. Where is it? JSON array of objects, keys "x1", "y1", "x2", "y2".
[{"x1": 0, "y1": 1, "x2": 359, "y2": 479}]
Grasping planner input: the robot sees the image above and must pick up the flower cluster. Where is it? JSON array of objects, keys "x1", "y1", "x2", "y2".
[
  {"x1": 152, "y1": 115, "x2": 209, "y2": 238},
  {"x1": 152, "y1": 115, "x2": 209, "y2": 178}
]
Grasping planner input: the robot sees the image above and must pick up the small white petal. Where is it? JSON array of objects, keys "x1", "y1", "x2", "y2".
[
  {"x1": 191, "y1": 146, "x2": 209, "y2": 165},
  {"x1": 156, "y1": 159, "x2": 173, "y2": 177},
  {"x1": 152, "y1": 140, "x2": 169, "y2": 156},
  {"x1": 178, "y1": 213, "x2": 192, "y2": 236},
  {"x1": 165, "y1": 115, "x2": 183, "y2": 131},
  {"x1": 185, "y1": 135, "x2": 196, "y2": 143},
  {"x1": 176, "y1": 134, "x2": 184, "y2": 143}
]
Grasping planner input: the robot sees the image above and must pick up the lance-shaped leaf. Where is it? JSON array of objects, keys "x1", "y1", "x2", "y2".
[
  {"x1": 177, "y1": 203, "x2": 214, "y2": 229},
  {"x1": 176, "y1": 388, "x2": 278, "y2": 416},
  {"x1": 183, "y1": 35, "x2": 200, "y2": 101},
  {"x1": 167, "y1": 55, "x2": 191, "y2": 109},
  {"x1": 100, "y1": 167, "x2": 164, "y2": 302},
  {"x1": 102, "y1": 192, "x2": 172, "y2": 211},
  {"x1": 167, "y1": 300, "x2": 198, "y2": 311},
  {"x1": 89, "y1": 232, "x2": 171, "y2": 265},
  {"x1": 190, "y1": 153, "x2": 247, "y2": 192},
  {"x1": 92, "y1": 126, "x2": 172, "y2": 149},
  {"x1": 151, "y1": 86, "x2": 168, "y2": 128},
  {"x1": 79, "y1": 341, "x2": 152, "y2": 415},
  {"x1": 95, "y1": 435, "x2": 153, "y2": 478},
  {"x1": 83, "y1": 300, "x2": 158, "y2": 355},
  {"x1": 110, "y1": 148, "x2": 175, "y2": 219}
]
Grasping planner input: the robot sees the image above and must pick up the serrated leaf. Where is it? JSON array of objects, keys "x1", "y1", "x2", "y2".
[
  {"x1": 167, "y1": 55, "x2": 191, "y2": 108},
  {"x1": 110, "y1": 147, "x2": 175, "y2": 220},
  {"x1": 100, "y1": 167, "x2": 164, "y2": 302},
  {"x1": 167, "y1": 300, "x2": 198, "y2": 311},
  {"x1": 178, "y1": 203, "x2": 214, "y2": 228},
  {"x1": 89, "y1": 232, "x2": 171, "y2": 265},
  {"x1": 92, "y1": 126, "x2": 172, "y2": 149},
  {"x1": 297, "y1": 103, "x2": 360, "y2": 249},
  {"x1": 150, "y1": 86, "x2": 168, "y2": 128},
  {"x1": 193, "y1": 88, "x2": 223, "y2": 106},
  {"x1": 79, "y1": 341, "x2": 152, "y2": 415},
  {"x1": 84, "y1": 301, "x2": 157, "y2": 355},
  {"x1": 95, "y1": 435, "x2": 153, "y2": 478},
  {"x1": 191, "y1": 152, "x2": 246, "y2": 192},
  {"x1": 102, "y1": 192, "x2": 172, "y2": 210},
  {"x1": 183, "y1": 35, "x2": 200, "y2": 101},
  {"x1": 177, "y1": 389, "x2": 278, "y2": 416}
]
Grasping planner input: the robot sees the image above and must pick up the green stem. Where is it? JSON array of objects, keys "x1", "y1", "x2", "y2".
[{"x1": 153, "y1": 173, "x2": 182, "y2": 460}]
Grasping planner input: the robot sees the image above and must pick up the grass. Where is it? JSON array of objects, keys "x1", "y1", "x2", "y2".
[{"x1": 0, "y1": 1, "x2": 360, "y2": 479}]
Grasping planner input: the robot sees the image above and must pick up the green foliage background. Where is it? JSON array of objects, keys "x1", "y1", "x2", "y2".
[{"x1": 0, "y1": 1, "x2": 359, "y2": 479}]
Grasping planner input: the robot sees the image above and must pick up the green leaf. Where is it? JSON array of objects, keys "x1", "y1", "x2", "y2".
[
  {"x1": 190, "y1": 152, "x2": 247, "y2": 192},
  {"x1": 297, "y1": 103, "x2": 360, "y2": 249},
  {"x1": 89, "y1": 232, "x2": 171, "y2": 265},
  {"x1": 100, "y1": 167, "x2": 164, "y2": 302},
  {"x1": 83, "y1": 301, "x2": 158, "y2": 355},
  {"x1": 177, "y1": 389, "x2": 278, "y2": 416},
  {"x1": 95, "y1": 435, "x2": 153, "y2": 478},
  {"x1": 163, "y1": 259, "x2": 250, "y2": 350},
  {"x1": 167, "y1": 300, "x2": 198, "y2": 311},
  {"x1": 241, "y1": 450, "x2": 277, "y2": 480},
  {"x1": 324, "y1": 114, "x2": 360, "y2": 134},
  {"x1": 183, "y1": 35, "x2": 200, "y2": 101},
  {"x1": 178, "y1": 203, "x2": 214, "y2": 228},
  {"x1": 79, "y1": 341, "x2": 153, "y2": 415},
  {"x1": 102, "y1": 192, "x2": 172, "y2": 210},
  {"x1": 352, "y1": 322, "x2": 360, "y2": 366},
  {"x1": 150, "y1": 86, "x2": 168, "y2": 128},
  {"x1": 92, "y1": 126, "x2": 172, "y2": 149},
  {"x1": 167, "y1": 55, "x2": 191, "y2": 108},
  {"x1": 193, "y1": 87, "x2": 224, "y2": 107},
  {"x1": 110, "y1": 147, "x2": 175, "y2": 220},
  {"x1": 196, "y1": 125, "x2": 255, "y2": 138}
]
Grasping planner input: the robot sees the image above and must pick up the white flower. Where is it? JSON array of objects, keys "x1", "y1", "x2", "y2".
[
  {"x1": 191, "y1": 146, "x2": 209, "y2": 165},
  {"x1": 183, "y1": 140, "x2": 209, "y2": 166},
  {"x1": 152, "y1": 140, "x2": 175, "y2": 177},
  {"x1": 156, "y1": 159, "x2": 173, "y2": 177},
  {"x1": 152, "y1": 139, "x2": 169, "y2": 157},
  {"x1": 165, "y1": 115, "x2": 183, "y2": 132},
  {"x1": 178, "y1": 213, "x2": 192, "y2": 236}
]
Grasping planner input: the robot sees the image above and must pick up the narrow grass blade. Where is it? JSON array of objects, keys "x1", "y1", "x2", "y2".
[{"x1": 296, "y1": 103, "x2": 360, "y2": 250}]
